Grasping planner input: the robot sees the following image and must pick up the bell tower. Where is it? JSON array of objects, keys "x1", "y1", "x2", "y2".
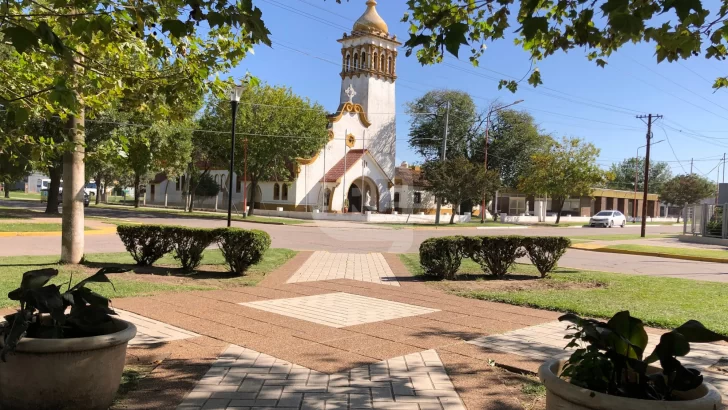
[{"x1": 337, "y1": 0, "x2": 399, "y2": 179}]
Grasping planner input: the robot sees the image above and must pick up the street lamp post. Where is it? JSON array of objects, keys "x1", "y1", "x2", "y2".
[
  {"x1": 228, "y1": 83, "x2": 245, "y2": 227},
  {"x1": 633, "y1": 139, "x2": 664, "y2": 223},
  {"x1": 481, "y1": 99, "x2": 524, "y2": 223}
]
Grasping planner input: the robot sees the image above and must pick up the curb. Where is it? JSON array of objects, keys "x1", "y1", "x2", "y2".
[
  {"x1": 0, "y1": 228, "x2": 117, "y2": 237},
  {"x1": 570, "y1": 244, "x2": 728, "y2": 264}
]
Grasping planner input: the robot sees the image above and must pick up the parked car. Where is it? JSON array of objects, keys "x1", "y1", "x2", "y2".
[
  {"x1": 589, "y1": 210, "x2": 626, "y2": 228},
  {"x1": 57, "y1": 190, "x2": 90, "y2": 207}
]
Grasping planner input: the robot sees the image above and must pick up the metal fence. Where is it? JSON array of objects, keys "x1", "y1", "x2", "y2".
[{"x1": 683, "y1": 204, "x2": 728, "y2": 238}]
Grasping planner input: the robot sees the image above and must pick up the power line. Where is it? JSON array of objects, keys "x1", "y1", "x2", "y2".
[{"x1": 658, "y1": 125, "x2": 687, "y2": 173}]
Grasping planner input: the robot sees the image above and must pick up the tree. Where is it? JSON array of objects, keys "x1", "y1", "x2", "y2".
[
  {"x1": 0, "y1": 144, "x2": 31, "y2": 198},
  {"x1": 196, "y1": 84, "x2": 328, "y2": 216},
  {"x1": 1, "y1": 0, "x2": 271, "y2": 263},
  {"x1": 659, "y1": 174, "x2": 715, "y2": 221},
  {"x1": 423, "y1": 156, "x2": 500, "y2": 224},
  {"x1": 401, "y1": 0, "x2": 728, "y2": 90},
  {"x1": 479, "y1": 109, "x2": 552, "y2": 188},
  {"x1": 19, "y1": 116, "x2": 67, "y2": 214},
  {"x1": 519, "y1": 137, "x2": 607, "y2": 224},
  {"x1": 608, "y1": 158, "x2": 672, "y2": 193},
  {"x1": 406, "y1": 90, "x2": 485, "y2": 162}
]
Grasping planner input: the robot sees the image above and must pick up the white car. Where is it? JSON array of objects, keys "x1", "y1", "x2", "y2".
[
  {"x1": 589, "y1": 210, "x2": 626, "y2": 228},
  {"x1": 84, "y1": 182, "x2": 97, "y2": 196}
]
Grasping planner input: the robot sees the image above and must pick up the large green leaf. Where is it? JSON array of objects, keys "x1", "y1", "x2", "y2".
[
  {"x1": 70, "y1": 267, "x2": 126, "y2": 291},
  {"x1": 12, "y1": 268, "x2": 59, "y2": 299},
  {"x1": 674, "y1": 320, "x2": 728, "y2": 343},
  {"x1": 606, "y1": 311, "x2": 648, "y2": 359},
  {"x1": 1, "y1": 26, "x2": 39, "y2": 53}
]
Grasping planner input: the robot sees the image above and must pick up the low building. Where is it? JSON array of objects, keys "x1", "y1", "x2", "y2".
[
  {"x1": 393, "y1": 162, "x2": 452, "y2": 215},
  {"x1": 495, "y1": 188, "x2": 660, "y2": 218}
]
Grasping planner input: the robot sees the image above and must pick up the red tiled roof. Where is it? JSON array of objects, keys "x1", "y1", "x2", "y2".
[
  {"x1": 395, "y1": 166, "x2": 430, "y2": 187},
  {"x1": 150, "y1": 172, "x2": 167, "y2": 184},
  {"x1": 320, "y1": 149, "x2": 367, "y2": 182}
]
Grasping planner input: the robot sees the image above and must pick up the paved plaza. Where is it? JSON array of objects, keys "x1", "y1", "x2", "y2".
[{"x1": 287, "y1": 252, "x2": 400, "y2": 286}]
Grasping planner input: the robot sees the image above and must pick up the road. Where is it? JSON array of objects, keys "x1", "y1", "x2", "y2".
[{"x1": 2, "y1": 200, "x2": 726, "y2": 282}]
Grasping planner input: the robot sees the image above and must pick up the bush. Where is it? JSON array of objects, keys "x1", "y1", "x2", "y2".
[
  {"x1": 117, "y1": 225, "x2": 174, "y2": 266},
  {"x1": 217, "y1": 228, "x2": 271, "y2": 275},
  {"x1": 419, "y1": 236, "x2": 465, "y2": 280},
  {"x1": 166, "y1": 226, "x2": 221, "y2": 271},
  {"x1": 523, "y1": 236, "x2": 571, "y2": 278},
  {"x1": 465, "y1": 236, "x2": 526, "y2": 278}
]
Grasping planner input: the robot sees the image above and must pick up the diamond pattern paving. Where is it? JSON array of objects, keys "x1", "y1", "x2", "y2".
[
  {"x1": 468, "y1": 320, "x2": 728, "y2": 397},
  {"x1": 116, "y1": 308, "x2": 200, "y2": 346},
  {"x1": 287, "y1": 252, "x2": 400, "y2": 286},
  {"x1": 239, "y1": 292, "x2": 439, "y2": 328},
  {"x1": 177, "y1": 344, "x2": 465, "y2": 410}
]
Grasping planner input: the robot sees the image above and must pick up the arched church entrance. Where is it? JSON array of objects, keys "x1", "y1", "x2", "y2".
[{"x1": 347, "y1": 183, "x2": 362, "y2": 213}]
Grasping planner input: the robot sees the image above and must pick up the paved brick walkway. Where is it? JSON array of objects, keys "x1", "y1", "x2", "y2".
[
  {"x1": 117, "y1": 309, "x2": 201, "y2": 346},
  {"x1": 469, "y1": 321, "x2": 728, "y2": 397},
  {"x1": 287, "y1": 252, "x2": 400, "y2": 286},
  {"x1": 178, "y1": 345, "x2": 465, "y2": 410},
  {"x1": 240, "y1": 292, "x2": 439, "y2": 328}
]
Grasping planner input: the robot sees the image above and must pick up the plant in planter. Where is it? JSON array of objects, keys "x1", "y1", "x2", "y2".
[
  {"x1": 0, "y1": 267, "x2": 137, "y2": 410},
  {"x1": 343, "y1": 198, "x2": 349, "y2": 213},
  {"x1": 538, "y1": 311, "x2": 726, "y2": 410}
]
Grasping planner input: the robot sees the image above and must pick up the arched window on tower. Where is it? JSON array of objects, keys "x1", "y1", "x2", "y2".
[
  {"x1": 282, "y1": 184, "x2": 288, "y2": 201},
  {"x1": 361, "y1": 51, "x2": 367, "y2": 69},
  {"x1": 372, "y1": 53, "x2": 378, "y2": 72},
  {"x1": 388, "y1": 56, "x2": 392, "y2": 74},
  {"x1": 345, "y1": 54, "x2": 350, "y2": 72},
  {"x1": 381, "y1": 55, "x2": 385, "y2": 71},
  {"x1": 273, "y1": 183, "x2": 280, "y2": 200},
  {"x1": 353, "y1": 53, "x2": 359, "y2": 70}
]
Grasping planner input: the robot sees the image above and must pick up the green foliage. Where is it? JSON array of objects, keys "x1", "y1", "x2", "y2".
[
  {"x1": 400, "y1": 0, "x2": 728, "y2": 90},
  {"x1": 607, "y1": 157, "x2": 672, "y2": 193},
  {"x1": 560, "y1": 311, "x2": 728, "y2": 400},
  {"x1": 519, "y1": 137, "x2": 607, "y2": 224},
  {"x1": 423, "y1": 156, "x2": 501, "y2": 224},
  {"x1": 659, "y1": 174, "x2": 716, "y2": 207},
  {"x1": 406, "y1": 90, "x2": 480, "y2": 161},
  {"x1": 166, "y1": 226, "x2": 221, "y2": 272},
  {"x1": 194, "y1": 173, "x2": 220, "y2": 197},
  {"x1": 522, "y1": 237, "x2": 571, "y2": 278},
  {"x1": 483, "y1": 109, "x2": 551, "y2": 189},
  {"x1": 0, "y1": 266, "x2": 127, "y2": 360},
  {"x1": 116, "y1": 225, "x2": 174, "y2": 266},
  {"x1": 465, "y1": 236, "x2": 526, "y2": 277},
  {"x1": 418, "y1": 236, "x2": 466, "y2": 280},
  {"x1": 217, "y1": 228, "x2": 272, "y2": 275}
]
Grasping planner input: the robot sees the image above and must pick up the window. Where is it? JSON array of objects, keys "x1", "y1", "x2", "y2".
[
  {"x1": 414, "y1": 192, "x2": 422, "y2": 204},
  {"x1": 393, "y1": 192, "x2": 400, "y2": 203},
  {"x1": 380, "y1": 56, "x2": 385, "y2": 71},
  {"x1": 282, "y1": 184, "x2": 288, "y2": 201},
  {"x1": 345, "y1": 54, "x2": 350, "y2": 71},
  {"x1": 595, "y1": 211, "x2": 614, "y2": 217},
  {"x1": 353, "y1": 53, "x2": 359, "y2": 70},
  {"x1": 273, "y1": 183, "x2": 280, "y2": 200},
  {"x1": 373, "y1": 53, "x2": 377, "y2": 71},
  {"x1": 388, "y1": 56, "x2": 392, "y2": 74},
  {"x1": 361, "y1": 51, "x2": 367, "y2": 68},
  {"x1": 175, "y1": 178, "x2": 181, "y2": 191},
  {"x1": 236, "y1": 176, "x2": 242, "y2": 193}
]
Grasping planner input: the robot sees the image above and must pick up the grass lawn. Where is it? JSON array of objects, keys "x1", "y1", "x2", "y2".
[
  {"x1": 399, "y1": 253, "x2": 728, "y2": 335},
  {"x1": 0, "y1": 248, "x2": 296, "y2": 309},
  {"x1": 567, "y1": 234, "x2": 674, "y2": 242},
  {"x1": 91, "y1": 203, "x2": 307, "y2": 225},
  {"x1": 0, "y1": 192, "x2": 41, "y2": 201},
  {"x1": 604, "y1": 244, "x2": 728, "y2": 260}
]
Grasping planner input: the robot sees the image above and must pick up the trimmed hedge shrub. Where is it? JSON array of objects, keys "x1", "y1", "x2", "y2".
[
  {"x1": 419, "y1": 236, "x2": 465, "y2": 280},
  {"x1": 523, "y1": 236, "x2": 571, "y2": 278},
  {"x1": 166, "y1": 226, "x2": 221, "y2": 271},
  {"x1": 217, "y1": 228, "x2": 271, "y2": 275},
  {"x1": 117, "y1": 225, "x2": 174, "y2": 266},
  {"x1": 465, "y1": 236, "x2": 526, "y2": 278}
]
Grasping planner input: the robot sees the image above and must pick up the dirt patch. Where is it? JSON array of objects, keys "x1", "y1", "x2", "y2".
[{"x1": 427, "y1": 274, "x2": 606, "y2": 293}]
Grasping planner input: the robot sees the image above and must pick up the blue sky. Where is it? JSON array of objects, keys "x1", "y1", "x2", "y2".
[{"x1": 231, "y1": 0, "x2": 728, "y2": 180}]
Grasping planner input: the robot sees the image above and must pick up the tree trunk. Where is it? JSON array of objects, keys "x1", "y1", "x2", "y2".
[
  {"x1": 95, "y1": 172, "x2": 101, "y2": 205},
  {"x1": 554, "y1": 198, "x2": 564, "y2": 224},
  {"x1": 449, "y1": 202, "x2": 458, "y2": 224},
  {"x1": 133, "y1": 173, "x2": 141, "y2": 208},
  {"x1": 3, "y1": 183, "x2": 9, "y2": 198},
  {"x1": 46, "y1": 162, "x2": 62, "y2": 214},
  {"x1": 61, "y1": 111, "x2": 85, "y2": 264},
  {"x1": 248, "y1": 179, "x2": 257, "y2": 216}
]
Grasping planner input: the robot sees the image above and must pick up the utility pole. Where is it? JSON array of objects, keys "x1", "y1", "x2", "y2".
[
  {"x1": 636, "y1": 114, "x2": 662, "y2": 237},
  {"x1": 691, "y1": 158, "x2": 694, "y2": 174},
  {"x1": 723, "y1": 153, "x2": 726, "y2": 183},
  {"x1": 434, "y1": 101, "x2": 450, "y2": 225}
]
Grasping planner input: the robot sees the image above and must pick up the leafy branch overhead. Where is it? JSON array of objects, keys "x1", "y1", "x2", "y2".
[{"x1": 401, "y1": 0, "x2": 728, "y2": 90}]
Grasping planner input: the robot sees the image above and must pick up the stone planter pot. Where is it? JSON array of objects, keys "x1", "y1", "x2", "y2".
[
  {"x1": 538, "y1": 359, "x2": 722, "y2": 410},
  {"x1": 0, "y1": 318, "x2": 137, "y2": 410}
]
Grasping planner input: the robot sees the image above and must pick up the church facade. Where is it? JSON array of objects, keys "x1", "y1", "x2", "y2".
[{"x1": 146, "y1": 0, "x2": 405, "y2": 214}]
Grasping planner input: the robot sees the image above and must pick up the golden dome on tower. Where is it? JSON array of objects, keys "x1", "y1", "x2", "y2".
[{"x1": 352, "y1": 0, "x2": 388, "y2": 35}]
